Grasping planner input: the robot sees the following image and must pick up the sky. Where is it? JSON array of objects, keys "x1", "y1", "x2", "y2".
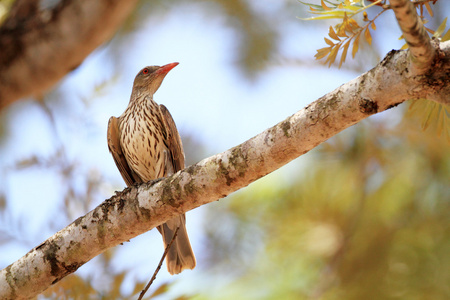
[{"x1": 1, "y1": 0, "x2": 446, "y2": 297}]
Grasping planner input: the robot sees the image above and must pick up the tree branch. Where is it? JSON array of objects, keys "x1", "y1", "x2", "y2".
[
  {"x1": 389, "y1": 0, "x2": 436, "y2": 74},
  {"x1": 1, "y1": 41, "x2": 449, "y2": 299},
  {"x1": 0, "y1": 0, "x2": 138, "y2": 111}
]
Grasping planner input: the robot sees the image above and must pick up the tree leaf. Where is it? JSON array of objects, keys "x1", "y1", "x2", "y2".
[
  {"x1": 338, "y1": 25, "x2": 349, "y2": 37},
  {"x1": 339, "y1": 40, "x2": 351, "y2": 68},
  {"x1": 424, "y1": 2, "x2": 433, "y2": 17},
  {"x1": 341, "y1": 3, "x2": 363, "y2": 12},
  {"x1": 150, "y1": 283, "x2": 170, "y2": 297},
  {"x1": 341, "y1": 13, "x2": 353, "y2": 35},
  {"x1": 363, "y1": 11, "x2": 369, "y2": 22},
  {"x1": 352, "y1": 33, "x2": 361, "y2": 58},
  {"x1": 436, "y1": 104, "x2": 444, "y2": 137},
  {"x1": 408, "y1": 99, "x2": 420, "y2": 112},
  {"x1": 371, "y1": 21, "x2": 376, "y2": 30},
  {"x1": 364, "y1": 27, "x2": 372, "y2": 45},
  {"x1": 315, "y1": 47, "x2": 332, "y2": 60},
  {"x1": 324, "y1": 37, "x2": 335, "y2": 46},
  {"x1": 111, "y1": 272, "x2": 126, "y2": 298},
  {"x1": 425, "y1": 27, "x2": 435, "y2": 35},
  {"x1": 308, "y1": 10, "x2": 348, "y2": 17},
  {"x1": 298, "y1": 1, "x2": 324, "y2": 10},
  {"x1": 323, "y1": 0, "x2": 338, "y2": 7},
  {"x1": 433, "y1": 17, "x2": 447, "y2": 38},
  {"x1": 321, "y1": 0, "x2": 332, "y2": 11},
  {"x1": 132, "y1": 282, "x2": 147, "y2": 296},
  {"x1": 442, "y1": 28, "x2": 450, "y2": 42},
  {"x1": 326, "y1": 44, "x2": 340, "y2": 67},
  {"x1": 421, "y1": 101, "x2": 435, "y2": 130},
  {"x1": 344, "y1": 21, "x2": 356, "y2": 35},
  {"x1": 329, "y1": 26, "x2": 341, "y2": 41},
  {"x1": 299, "y1": 11, "x2": 348, "y2": 21}
]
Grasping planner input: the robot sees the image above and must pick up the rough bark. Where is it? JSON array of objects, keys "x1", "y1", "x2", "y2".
[
  {"x1": 390, "y1": 0, "x2": 435, "y2": 74},
  {"x1": 0, "y1": 0, "x2": 138, "y2": 111},
  {"x1": 0, "y1": 40, "x2": 449, "y2": 300}
]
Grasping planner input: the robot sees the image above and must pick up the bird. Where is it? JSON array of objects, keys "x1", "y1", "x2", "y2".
[{"x1": 107, "y1": 62, "x2": 196, "y2": 275}]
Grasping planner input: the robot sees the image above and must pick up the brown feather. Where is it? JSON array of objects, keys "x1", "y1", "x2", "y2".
[
  {"x1": 107, "y1": 117, "x2": 136, "y2": 186},
  {"x1": 159, "y1": 104, "x2": 185, "y2": 172}
]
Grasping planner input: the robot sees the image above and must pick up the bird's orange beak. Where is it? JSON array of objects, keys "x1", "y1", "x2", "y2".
[{"x1": 157, "y1": 62, "x2": 179, "y2": 75}]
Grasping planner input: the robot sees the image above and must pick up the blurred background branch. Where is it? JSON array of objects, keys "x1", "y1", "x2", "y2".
[{"x1": 0, "y1": 0, "x2": 138, "y2": 110}]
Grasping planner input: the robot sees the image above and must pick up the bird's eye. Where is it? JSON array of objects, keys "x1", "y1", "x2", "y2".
[{"x1": 142, "y1": 68, "x2": 149, "y2": 75}]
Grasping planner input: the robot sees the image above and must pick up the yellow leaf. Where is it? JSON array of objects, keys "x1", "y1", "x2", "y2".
[
  {"x1": 150, "y1": 283, "x2": 170, "y2": 297},
  {"x1": 359, "y1": 0, "x2": 384, "y2": 11},
  {"x1": 111, "y1": 272, "x2": 126, "y2": 298},
  {"x1": 299, "y1": 11, "x2": 347, "y2": 21},
  {"x1": 324, "y1": 37, "x2": 335, "y2": 46},
  {"x1": 338, "y1": 3, "x2": 344, "y2": 9},
  {"x1": 442, "y1": 28, "x2": 450, "y2": 42},
  {"x1": 348, "y1": 18, "x2": 360, "y2": 32},
  {"x1": 342, "y1": 12, "x2": 348, "y2": 23},
  {"x1": 425, "y1": 2, "x2": 433, "y2": 17},
  {"x1": 299, "y1": 1, "x2": 323, "y2": 11},
  {"x1": 308, "y1": 10, "x2": 347, "y2": 17},
  {"x1": 400, "y1": 43, "x2": 408, "y2": 50},
  {"x1": 421, "y1": 101, "x2": 436, "y2": 131},
  {"x1": 339, "y1": 40, "x2": 351, "y2": 68},
  {"x1": 344, "y1": 21, "x2": 356, "y2": 35},
  {"x1": 321, "y1": 0, "x2": 332, "y2": 11},
  {"x1": 364, "y1": 27, "x2": 372, "y2": 45},
  {"x1": 352, "y1": 33, "x2": 360, "y2": 58},
  {"x1": 315, "y1": 47, "x2": 332, "y2": 60},
  {"x1": 341, "y1": 3, "x2": 363, "y2": 12},
  {"x1": 433, "y1": 17, "x2": 447, "y2": 38},
  {"x1": 425, "y1": 27, "x2": 435, "y2": 35},
  {"x1": 408, "y1": 99, "x2": 419, "y2": 112},
  {"x1": 338, "y1": 26, "x2": 349, "y2": 37},
  {"x1": 363, "y1": 11, "x2": 369, "y2": 22},
  {"x1": 371, "y1": 21, "x2": 376, "y2": 30},
  {"x1": 326, "y1": 45, "x2": 340, "y2": 67},
  {"x1": 329, "y1": 26, "x2": 341, "y2": 41},
  {"x1": 132, "y1": 282, "x2": 147, "y2": 296},
  {"x1": 436, "y1": 105, "x2": 444, "y2": 137}
]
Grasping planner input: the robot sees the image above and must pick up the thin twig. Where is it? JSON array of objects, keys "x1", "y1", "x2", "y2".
[{"x1": 137, "y1": 226, "x2": 180, "y2": 300}]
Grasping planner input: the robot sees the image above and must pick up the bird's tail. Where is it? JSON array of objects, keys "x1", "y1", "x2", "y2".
[{"x1": 158, "y1": 214, "x2": 196, "y2": 275}]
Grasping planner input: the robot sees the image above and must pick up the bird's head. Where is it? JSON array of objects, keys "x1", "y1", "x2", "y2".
[{"x1": 132, "y1": 62, "x2": 179, "y2": 96}]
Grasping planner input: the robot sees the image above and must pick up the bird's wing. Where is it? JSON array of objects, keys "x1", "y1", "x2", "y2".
[
  {"x1": 159, "y1": 104, "x2": 185, "y2": 172},
  {"x1": 107, "y1": 116, "x2": 135, "y2": 186}
]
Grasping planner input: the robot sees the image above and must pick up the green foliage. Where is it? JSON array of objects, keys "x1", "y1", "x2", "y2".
[
  {"x1": 42, "y1": 273, "x2": 177, "y2": 300},
  {"x1": 300, "y1": 0, "x2": 384, "y2": 68},
  {"x1": 200, "y1": 112, "x2": 450, "y2": 299},
  {"x1": 300, "y1": 0, "x2": 448, "y2": 67},
  {"x1": 42, "y1": 249, "x2": 181, "y2": 300},
  {"x1": 408, "y1": 99, "x2": 450, "y2": 142},
  {"x1": 299, "y1": 0, "x2": 450, "y2": 163}
]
